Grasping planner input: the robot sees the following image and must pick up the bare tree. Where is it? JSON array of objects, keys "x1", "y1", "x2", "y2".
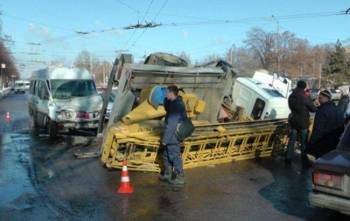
[
  {"x1": 75, "y1": 50, "x2": 100, "y2": 74},
  {"x1": 244, "y1": 28, "x2": 277, "y2": 71},
  {"x1": 0, "y1": 14, "x2": 19, "y2": 85},
  {"x1": 202, "y1": 53, "x2": 221, "y2": 63},
  {"x1": 178, "y1": 51, "x2": 192, "y2": 66},
  {"x1": 225, "y1": 47, "x2": 260, "y2": 76},
  {"x1": 93, "y1": 60, "x2": 112, "y2": 86}
]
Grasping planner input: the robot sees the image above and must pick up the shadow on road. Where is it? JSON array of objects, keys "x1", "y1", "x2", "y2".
[{"x1": 255, "y1": 156, "x2": 349, "y2": 221}]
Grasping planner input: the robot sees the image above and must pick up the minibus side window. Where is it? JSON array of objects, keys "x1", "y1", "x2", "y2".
[
  {"x1": 29, "y1": 81, "x2": 36, "y2": 95},
  {"x1": 38, "y1": 81, "x2": 49, "y2": 100},
  {"x1": 34, "y1": 81, "x2": 40, "y2": 97}
]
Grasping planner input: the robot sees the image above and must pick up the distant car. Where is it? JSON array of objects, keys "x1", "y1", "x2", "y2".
[
  {"x1": 309, "y1": 124, "x2": 350, "y2": 215},
  {"x1": 329, "y1": 89, "x2": 341, "y2": 101},
  {"x1": 106, "y1": 92, "x2": 115, "y2": 119},
  {"x1": 98, "y1": 89, "x2": 117, "y2": 120},
  {"x1": 14, "y1": 81, "x2": 26, "y2": 94}
]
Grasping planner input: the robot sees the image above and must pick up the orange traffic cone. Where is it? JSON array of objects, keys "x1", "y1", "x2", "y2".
[
  {"x1": 6, "y1": 112, "x2": 10, "y2": 122},
  {"x1": 117, "y1": 159, "x2": 134, "y2": 194}
]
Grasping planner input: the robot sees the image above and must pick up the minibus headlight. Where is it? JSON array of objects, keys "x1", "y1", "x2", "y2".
[{"x1": 57, "y1": 110, "x2": 73, "y2": 119}]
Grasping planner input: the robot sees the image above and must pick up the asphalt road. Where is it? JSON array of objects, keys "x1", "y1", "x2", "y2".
[{"x1": 0, "y1": 91, "x2": 349, "y2": 221}]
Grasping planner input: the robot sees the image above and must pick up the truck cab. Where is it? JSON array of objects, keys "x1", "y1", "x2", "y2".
[{"x1": 232, "y1": 77, "x2": 290, "y2": 120}]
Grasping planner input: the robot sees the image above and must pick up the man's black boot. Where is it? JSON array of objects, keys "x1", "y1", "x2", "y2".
[
  {"x1": 158, "y1": 166, "x2": 172, "y2": 182},
  {"x1": 168, "y1": 171, "x2": 185, "y2": 185}
]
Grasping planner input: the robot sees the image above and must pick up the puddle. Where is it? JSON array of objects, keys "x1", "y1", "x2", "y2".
[{"x1": 0, "y1": 133, "x2": 35, "y2": 206}]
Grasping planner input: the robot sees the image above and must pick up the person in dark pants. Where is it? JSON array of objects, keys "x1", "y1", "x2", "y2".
[
  {"x1": 285, "y1": 80, "x2": 317, "y2": 169},
  {"x1": 307, "y1": 90, "x2": 344, "y2": 159},
  {"x1": 158, "y1": 85, "x2": 187, "y2": 185}
]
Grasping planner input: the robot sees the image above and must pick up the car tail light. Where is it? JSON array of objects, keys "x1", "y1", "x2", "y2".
[
  {"x1": 313, "y1": 170, "x2": 344, "y2": 189},
  {"x1": 76, "y1": 112, "x2": 90, "y2": 119}
]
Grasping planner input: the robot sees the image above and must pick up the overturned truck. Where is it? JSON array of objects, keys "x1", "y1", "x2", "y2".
[{"x1": 100, "y1": 53, "x2": 289, "y2": 172}]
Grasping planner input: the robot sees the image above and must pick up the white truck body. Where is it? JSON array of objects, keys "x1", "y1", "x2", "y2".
[
  {"x1": 232, "y1": 77, "x2": 290, "y2": 120},
  {"x1": 252, "y1": 70, "x2": 292, "y2": 98}
]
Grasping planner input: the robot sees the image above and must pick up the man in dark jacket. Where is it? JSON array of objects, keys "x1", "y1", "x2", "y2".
[
  {"x1": 285, "y1": 80, "x2": 317, "y2": 169},
  {"x1": 158, "y1": 85, "x2": 187, "y2": 185},
  {"x1": 307, "y1": 90, "x2": 344, "y2": 159}
]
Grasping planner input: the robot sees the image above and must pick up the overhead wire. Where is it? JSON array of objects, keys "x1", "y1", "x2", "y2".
[
  {"x1": 39, "y1": 34, "x2": 80, "y2": 44},
  {"x1": 127, "y1": 0, "x2": 169, "y2": 51},
  {"x1": 112, "y1": 0, "x2": 140, "y2": 14},
  {"x1": 126, "y1": 10, "x2": 344, "y2": 53},
  {"x1": 121, "y1": 0, "x2": 154, "y2": 51},
  {"x1": 6, "y1": 10, "x2": 340, "y2": 46},
  {"x1": 1, "y1": 13, "x2": 75, "y2": 33},
  {"x1": 2, "y1": 9, "x2": 347, "y2": 59},
  {"x1": 160, "y1": 11, "x2": 343, "y2": 27}
]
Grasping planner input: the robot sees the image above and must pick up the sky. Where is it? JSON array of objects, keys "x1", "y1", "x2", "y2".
[{"x1": 0, "y1": 0, "x2": 349, "y2": 78}]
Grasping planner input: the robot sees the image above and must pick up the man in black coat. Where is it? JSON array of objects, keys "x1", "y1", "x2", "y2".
[
  {"x1": 285, "y1": 80, "x2": 317, "y2": 169},
  {"x1": 307, "y1": 90, "x2": 344, "y2": 159}
]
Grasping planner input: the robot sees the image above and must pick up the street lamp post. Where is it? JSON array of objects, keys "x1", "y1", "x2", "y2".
[
  {"x1": 0, "y1": 63, "x2": 6, "y2": 89},
  {"x1": 230, "y1": 44, "x2": 235, "y2": 65},
  {"x1": 266, "y1": 15, "x2": 280, "y2": 73}
]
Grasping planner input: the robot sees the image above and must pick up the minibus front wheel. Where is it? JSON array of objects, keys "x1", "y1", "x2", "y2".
[{"x1": 48, "y1": 119, "x2": 58, "y2": 138}]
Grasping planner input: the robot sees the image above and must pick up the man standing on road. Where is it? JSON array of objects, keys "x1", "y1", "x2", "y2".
[
  {"x1": 285, "y1": 80, "x2": 316, "y2": 169},
  {"x1": 307, "y1": 90, "x2": 344, "y2": 159},
  {"x1": 158, "y1": 85, "x2": 187, "y2": 185}
]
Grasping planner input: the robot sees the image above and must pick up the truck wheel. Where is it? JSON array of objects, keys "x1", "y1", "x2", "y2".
[{"x1": 48, "y1": 120, "x2": 58, "y2": 138}]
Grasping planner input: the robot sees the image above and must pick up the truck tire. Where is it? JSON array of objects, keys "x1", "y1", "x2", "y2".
[{"x1": 48, "y1": 119, "x2": 58, "y2": 139}]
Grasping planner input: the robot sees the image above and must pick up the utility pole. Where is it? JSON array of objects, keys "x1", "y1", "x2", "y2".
[
  {"x1": 0, "y1": 63, "x2": 6, "y2": 89},
  {"x1": 271, "y1": 15, "x2": 280, "y2": 73},
  {"x1": 103, "y1": 61, "x2": 105, "y2": 86},
  {"x1": 313, "y1": 48, "x2": 316, "y2": 79}
]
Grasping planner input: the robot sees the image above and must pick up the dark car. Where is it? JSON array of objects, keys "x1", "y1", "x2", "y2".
[
  {"x1": 309, "y1": 125, "x2": 350, "y2": 215},
  {"x1": 98, "y1": 88, "x2": 117, "y2": 120}
]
